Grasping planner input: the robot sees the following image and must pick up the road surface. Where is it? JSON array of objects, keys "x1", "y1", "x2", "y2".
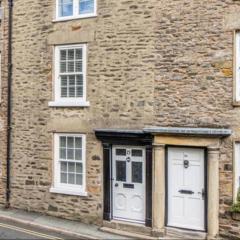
[{"x1": 0, "y1": 218, "x2": 81, "y2": 239}]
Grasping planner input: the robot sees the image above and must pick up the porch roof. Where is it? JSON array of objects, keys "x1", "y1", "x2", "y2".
[
  {"x1": 95, "y1": 128, "x2": 144, "y2": 134},
  {"x1": 143, "y1": 127, "x2": 232, "y2": 138}
]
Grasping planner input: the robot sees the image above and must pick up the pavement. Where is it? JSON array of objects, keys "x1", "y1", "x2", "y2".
[{"x1": 0, "y1": 208, "x2": 128, "y2": 239}]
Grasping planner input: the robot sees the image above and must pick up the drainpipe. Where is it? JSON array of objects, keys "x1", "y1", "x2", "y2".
[{"x1": 6, "y1": 0, "x2": 13, "y2": 208}]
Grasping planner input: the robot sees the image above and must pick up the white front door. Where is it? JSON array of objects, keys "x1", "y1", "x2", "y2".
[
  {"x1": 112, "y1": 146, "x2": 145, "y2": 223},
  {"x1": 168, "y1": 147, "x2": 205, "y2": 231}
]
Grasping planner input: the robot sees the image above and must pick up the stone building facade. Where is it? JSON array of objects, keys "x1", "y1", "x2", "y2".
[{"x1": 0, "y1": 0, "x2": 240, "y2": 239}]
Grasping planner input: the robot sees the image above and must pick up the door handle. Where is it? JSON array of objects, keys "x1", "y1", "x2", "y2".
[
  {"x1": 115, "y1": 183, "x2": 119, "y2": 187},
  {"x1": 179, "y1": 190, "x2": 194, "y2": 194}
]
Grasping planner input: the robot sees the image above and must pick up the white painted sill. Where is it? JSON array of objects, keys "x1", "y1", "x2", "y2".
[
  {"x1": 48, "y1": 101, "x2": 90, "y2": 107},
  {"x1": 50, "y1": 187, "x2": 88, "y2": 196},
  {"x1": 53, "y1": 14, "x2": 97, "y2": 23}
]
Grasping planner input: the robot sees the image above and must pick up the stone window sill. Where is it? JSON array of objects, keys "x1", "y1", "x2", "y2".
[
  {"x1": 233, "y1": 101, "x2": 240, "y2": 107},
  {"x1": 48, "y1": 101, "x2": 90, "y2": 107},
  {"x1": 50, "y1": 187, "x2": 88, "y2": 196}
]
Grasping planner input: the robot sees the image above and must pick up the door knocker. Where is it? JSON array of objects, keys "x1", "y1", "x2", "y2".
[
  {"x1": 183, "y1": 160, "x2": 189, "y2": 168},
  {"x1": 126, "y1": 157, "x2": 131, "y2": 162}
]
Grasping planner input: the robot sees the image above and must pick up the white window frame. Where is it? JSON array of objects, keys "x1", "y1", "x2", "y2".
[
  {"x1": 55, "y1": 0, "x2": 97, "y2": 22},
  {"x1": 50, "y1": 133, "x2": 87, "y2": 196},
  {"x1": 49, "y1": 44, "x2": 90, "y2": 107},
  {"x1": 234, "y1": 142, "x2": 240, "y2": 202},
  {"x1": 235, "y1": 32, "x2": 240, "y2": 102},
  {"x1": 0, "y1": 53, "x2": 2, "y2": 103}
]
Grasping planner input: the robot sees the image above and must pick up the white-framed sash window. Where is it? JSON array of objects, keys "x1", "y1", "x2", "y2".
[
  {"x1": 235, "y1": 32, "x2": 240, "y2": 102},
  {"x1": 50, "y1": 133, "x2": 87, "y2": 196},
  {"x1": 49, "y1": 44, "x2": 90, "y2": 107},
  {"x1": 234, "y1": 142, "x2": 240, "y2": 201},
  {"x1": 55, "y1": 0, "x2": 97, "y2": 21}
]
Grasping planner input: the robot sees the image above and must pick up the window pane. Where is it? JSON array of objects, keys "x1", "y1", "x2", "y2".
[
  {"x1": 76, "y1": 75, "x2": 83, "y2": 85},
  {"x1": 61, "y1": 76, "x2": 68, "y2": 97},
  {"x1": 69, "y1": 87, "x2": 75, "y2": 97},
  {"x1": 76, "y1": 163, "x2": 83, "y2": 173},
  {"x1": 61, "y1": 162, "x2": 67, "y2": 172},
  {"x1": 75, "y1": 137, "x2": 82, "y2": 148},
  {"x1": 76, "y1": 87, "x2": 83, "y2": 98},
  {"x1": 61, "y1": 173, "x2": 67, "y2": 183},
  {"x1": 68, "y1": 49, "x2": 74, "y2": 60},
  {"x1": 76, "y1": 49, "x2": 82, "y2": 59},
  {"x1": 60, "y1": 148, "x2": 66, "y2": 159},
  {"x1": 116, "y1": 161, "x2": 126, "y2": 182},
  {"x1": 68, "y1": 173, "x2": 75, "y2": 184},
  {"x1": 75, "y1": 61, "x2": 82, "y2": 72},
  {"x1": 116, "y1": 149, "x2": 126, "y2": 156},
  {"x1": 60, "y1": 62, "x2": 66, "y2": 73},
  {"x1": 60, "y1": 50, "x2": 67, "y2": 61},
  {"x1": 61, "y1": 87, "x2": 68, "y2": 97},
  {"x1": 67, "y1": 137, "x2": 74, "y2": 148},
  {"x1": 75, "y1": 149, "x2": 82, "y2": 160},
  {"x1": 69, "y1": 75, "x2": 75, "y2": 86},
  {"x1": 132, "y1": 162, "x2": 143, "y2": 183},
  {"x1": 132, "y1": 149, "x2": 143, "y2": 157},
  {"x1": 68, "y1": 162, "x2": 75, "y2": 172},
  {"x1": 79, "y1": 0, "x2": 94, "y2": 14},
  {"x1": 67, "y1": 149, "x2": 74, "y2": 160},
  {"x1": 76, "y1": 174, "x2": 83, "y2": 185},
  {"x1": 68, "y1": 61, "x2": 74, "y2": 72},
  {"x1": 59, "y1": 0, "x2": 73, "y2": 17},
  {"x1": 60, "y1": 137, "x2": 66, "y2": 147},
  {"x1": 61, "y1": 76, "x2": 68, "y2": 86}
]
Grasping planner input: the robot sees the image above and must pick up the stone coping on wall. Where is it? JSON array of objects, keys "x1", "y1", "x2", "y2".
[{"x1": 143, "y1": 127, "x2": 232, "y2": 138}]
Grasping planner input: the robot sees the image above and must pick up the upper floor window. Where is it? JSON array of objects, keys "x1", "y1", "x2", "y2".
[
  {"x1": 235, "y1": 32, "x2": 240, "y2": 102},
  {"x1": 49, "y1": 44, "x2": 90, "y2": 107},
  {"x1": 56, "y1": 0, "x2": 97, "y2": 20}
]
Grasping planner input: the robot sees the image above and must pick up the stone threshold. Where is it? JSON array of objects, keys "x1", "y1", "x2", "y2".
[
  {"x1": 102, "y1": 220, "x2": 152, "y2": 237},
  {"x1": 166, "y1": 227, "x2": 207, "y2": 239},
  {"x1": 102, "y1": 220, "x2": 208, "y2": 239}
]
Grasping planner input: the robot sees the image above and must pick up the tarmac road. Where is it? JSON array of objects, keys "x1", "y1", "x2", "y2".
[{"x1": 0, "y1": 218, "x2": 81, "y2": 239}]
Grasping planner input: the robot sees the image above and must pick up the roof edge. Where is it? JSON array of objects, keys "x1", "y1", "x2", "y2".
[{"x1": 143, "y1": 127, "x2": 232, "y2": 138}]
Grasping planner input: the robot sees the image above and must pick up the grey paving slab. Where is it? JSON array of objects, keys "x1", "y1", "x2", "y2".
[{"x1": 9, "y1": 209, "x2": 41, "y2": 222}]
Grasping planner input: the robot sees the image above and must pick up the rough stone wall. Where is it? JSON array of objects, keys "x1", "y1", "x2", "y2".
[
  {"x1": 6, "y1": 0, "x2": 157, "y2": 225},
  {"x1": 154, "y1": 0, "x2": 240, "y2": 238}
]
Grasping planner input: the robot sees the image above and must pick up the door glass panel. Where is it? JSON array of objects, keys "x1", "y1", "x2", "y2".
[
  {"x1": 116, "y1": 149, "x2": 126, "y2": 156},
  {"x1": 132, "y1": 149, "x2": 143, "y2": 157},
  {"x1": 116, "y1": 161, "x2": 126, "y2": 182},
  {"x1": 132, "y1": 162, "x2": 143, "y2": 183}
]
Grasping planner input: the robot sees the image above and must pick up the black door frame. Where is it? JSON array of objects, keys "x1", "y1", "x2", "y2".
[
  {"x1": 95, "y1": 129, "x2": 153, "y2": 227},
  {"x1": 165, "y1": 145, "x2": 208, "y2": 232}
]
